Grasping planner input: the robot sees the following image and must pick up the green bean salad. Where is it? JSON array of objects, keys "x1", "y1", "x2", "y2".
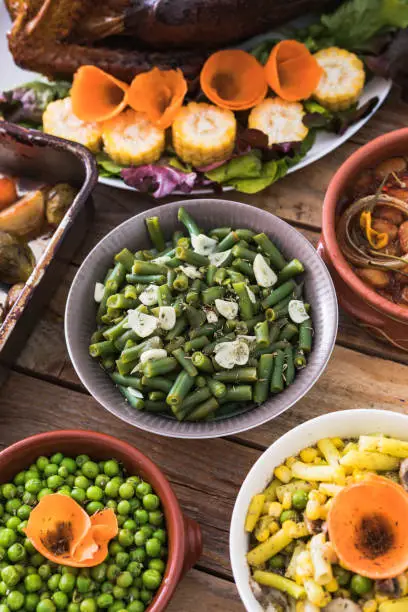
[
  {"x1": 89, "y1": 207, "x2": 313, "y2": 422},
  {"x1": 0, "y1": 453, "x2": 167, "y2": 612}
]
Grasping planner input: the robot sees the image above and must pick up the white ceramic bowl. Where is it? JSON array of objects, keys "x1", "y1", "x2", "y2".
[{"x1": 229, "y1": 409, "x2": 408, "y2": 611}]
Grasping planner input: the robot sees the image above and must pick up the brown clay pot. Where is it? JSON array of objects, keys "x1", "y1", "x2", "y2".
[
  {"x1": 0, "y1": 430, "x2": 202, "y2": 611},
  {"x1": 319, "y1": 128, "x2": 408, "y2": 352}
]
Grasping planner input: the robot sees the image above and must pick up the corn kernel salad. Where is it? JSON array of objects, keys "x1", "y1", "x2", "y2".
[{"x1": 245, "y1": 434, "x2": 408, "y2": 612}]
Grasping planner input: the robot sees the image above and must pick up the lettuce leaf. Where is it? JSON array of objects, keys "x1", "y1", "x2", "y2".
[
  {"x1": 121, "y1": 165, "x2": 199, "y2": 198},
  {"x1": 0, "y1": 80, "x2": 70, "y2": 125}
]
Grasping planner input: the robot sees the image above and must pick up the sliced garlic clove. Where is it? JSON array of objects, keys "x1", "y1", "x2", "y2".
[
  {"x1": 213, "y1": 341, "x2": 238, "y2": 369},
  {"x1": 245, "y1": 285, "x2": 257, "y2": 304},
  {"x1": 157, "y1": 306, "x2": 176, "y2": 330},
  {"x1": 288, "y1": 300, "x2": 310, "y2": 324},
  {"x1": 253, "y1": 253, "x2": 278, "y2": 288},
  {"x1": 191, "y1": 233, "x2": 218, "y2": 255},
  {"x1": 233, "y1": 339, "x2": 250, "y2": 365},
  {"x1": 127, "y1": 309, "x2": 158, "y2": 338},
  {"x1": 139, "y1": 284, "x2": 159, "y2": 306},
  {"x1": 179, "y1": 264, "x2": 203, "y2": 279},
  {"x1": 209, "y1": 249, "x2": 232, "y2": 268},
  {"x1": 139, "y1": 348, "x2": 168, "y2": 364},
  {"x1": 94, "y1": 282, "x2": 105, "y2": 303},
  {"x1": 126, "y1": 387, "x2": 143, "y2": 399},
  {"x1": 206, "y1": 309, "x2": 219, "y2": 324},
  {"x1": 215, "y1": 298, "x2": 238, "y2": 320}
]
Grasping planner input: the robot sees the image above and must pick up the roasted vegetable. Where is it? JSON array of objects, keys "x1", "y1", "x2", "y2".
[
  {"x1": 0, "y1": 177, "x2": 17, "y2": 211},
  {"x1": 0, "y1": 190, "x2": 45, "y2": 237},
  {"x1": 5, "y1": 282, "x2": 25, "y2": 311},
  {"x1": 45, "y1": 183, "x2": 77, "y2": 226},
  {"x1": 0, "y1": 231, "x2": 35, "y2": 284}
]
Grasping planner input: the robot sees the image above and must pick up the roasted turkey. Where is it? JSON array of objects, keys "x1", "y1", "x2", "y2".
[{"x1": 6, "y1": 0, "x2": 334, "y2": 82}]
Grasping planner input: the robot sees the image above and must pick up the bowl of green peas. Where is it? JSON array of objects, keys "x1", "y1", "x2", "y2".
[
  {"x1": 65, "y1": 199, "x2": 338, "y2": 438},
  {"x1": 0, "y1": 429, "x2": 202, "y2": 611}
]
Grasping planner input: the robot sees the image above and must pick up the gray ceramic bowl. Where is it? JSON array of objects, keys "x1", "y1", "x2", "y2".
[{"x1": 65, "y1": 199, "x2": 338, "y2": 439}]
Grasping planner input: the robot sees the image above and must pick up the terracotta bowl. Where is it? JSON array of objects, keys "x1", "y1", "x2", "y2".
[
  {"x1": 320, "y1": 128, "x2": 408, "y2": 352},
  {"x1": 0, "y1": 430, "x2": 202, "y2": 612}
]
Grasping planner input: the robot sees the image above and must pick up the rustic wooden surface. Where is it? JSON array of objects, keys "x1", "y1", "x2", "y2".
[{"x1": 1, "y1": 88, "x2": 408, "y2": 610}]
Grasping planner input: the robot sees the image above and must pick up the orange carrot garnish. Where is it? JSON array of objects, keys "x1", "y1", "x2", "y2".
[
  {"x1": 328, "y1": 475, "x2": 408, "y2": 579},
  {"x1": 264, "y1": 40, "x2": 323, "y2": 102},
  {"x1": 200, "y1": 50, "x2": 268, "y2": 111},
  {"x1": 128, "y1": 68, "x2": 187, "y2": 130},
  {"x1": 71, "y1": 66, "x2": 129, "y2": 123},
  {"x1": 24, "y1": 494, "x2": 118, "y2": 567}
]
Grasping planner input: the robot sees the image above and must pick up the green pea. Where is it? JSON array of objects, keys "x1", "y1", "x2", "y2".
[
  {"x1": 7, "y1": 544, "x2": 25, "y2": 563},
  {"x1": 25, "y1": 593, "x2": 40, "y2": 611},
  {"x1": 16, "y1": 504, "x2": 31, "y2": 520},
  {"x1": 106, "y1": 500, "x2": 117, "y2": 511},
  {"x1": 143, "y1": 493, "x2": 160, "y2": 511},
  {"x1": 6, "y1": 590, "x2": 25, "y2": 611},
  {"x1": 81, "y1": 461, "x2": 99, "y2": 479},
  {"x1": 2, "y1": 484, "x2": 17, "y2": 499},
  {"x1": 6, "y1": 518, "x2": 20, "y2": 531},
  {"x1": 86, "y1": 486, "x2": 103, "y2": 501},
  {"x1": 1, "y1": 565, "x2": 20, "y2": 587},
  {"x1": 128, "y1": 562, "x2": 142, "y2": 577},
  {"x1": 0, "y1": 529, "x2": 16, "y2": 548},
  {"x1": 136, "y1": 483, "x2": 152, "y2": 499},
  {"x1": 80, "y1": 600, "x2": 97, "y2": 612},
  {"x1": 71, "y1": 488, "x2": 86, "y2": 504},
  {"x1": 95, "y1": 474, "x2": 109, "y2": 488},
  {"x1": 38, "y1": 565, "x2": 52, "y2": 580},
  {"x1": 30, "y1": 552, "x2": 44, "y2": 567},
  {"x1": 13, "y1": 472, "x2": 26, "y2": 486},
  {"x1": 112, "y1": 585, "x2": 127, "y2": 599},
  {"x1": 116, "y1": 571, "x2": 133, "y2": 588},
  {"x1": 25, "y1": 479, "x2": 42, "y2": 494},
  {"x1": 142, "y1": 569, "x2": 162, "y2": 591},
  {"x1": 115, "y1": 552, "x2": 129, "y2": 569},
  {"x1": 128, "y1": 602, "x2": 145, "y2": 612},
  {"x1": 145, "y1": 538, "x2": 161, "y2": 558},
  {"x1": 135, "y1": 509, "x2": 148, "y2": 525},
  {"x1": 109, "y1": 542, "x2": 123, "y2": 556},
  {"x1": 119, "y1": 483, "x2": 134, "y2": 500},
  {"x1": 129, "y1": 499, "x2": 141, "y2": 512},
  {"x1": 51, "y1": 453, "x2": 64, "y2": 465},
  {"x1": 108, "y1": 603, "x2": 125, "y2": 612},
  {"x1": 117, "y1": 500, "x2": 130, "y2": 516},
  {"x1": 90, "y1": 563, "x2": 106, "y2": 583},
  {"x1": 152, "y1": 529, "x2": 166, "y2": 544},
  {"x1": 22, "y1": 492, "x2": 36, "y2": 506},
  {"x1": 60, "y1": 458, "x2": 77, "y2": 474},
  {"x1": 131, "y1": 548, "x2": 146, "y2": 564},
  {"x1": 103, "y1": 461, "x2": 120, "y2": 477},
  {"x1": 118, "y1": 529, "x2": 134, "y2": 547},
  {"x1": 0, "y1": 547, "x2": 5, "y2": 561},
  {"x1": 76, "y1": 575, "x2": 91, "y2": 593},
  {"x1": 76, "y1": 454, "x2": 90, "y2": 467},
  {"x1": 86, "y1": 501, "x2": 104, "y2": 514},
  {"x1": 44, "y1": 465, "x2": 58, "y2": 477},
  {"x1": 105, "y1": 480, "x2": 120, "y2": 498},
  {"x1": 333, "y1": 565, "x2": 351, "y2": 586},
  {"x1": 0, "y1": 604, "x2": 10, "y2": 612},
  {"x1": 268, "y1": 554, "x2": 285, "y2": 570},
  {"x1": 106, "y1": 564, "x2": 120, "y2": 581},
  {"x1": 74, "y1": 476, "x2": 90, "y2": 490},
  {"x1": 148, "y1": 559, "x2": 165, "y2": 573},
  {"x1": 36, "y1": 457, "x2": 49, "y2": 472},
  {"x1": 57, "y1": 466, "x2": 69, "y2": 479},
  {"x1": 148, "y1": 511, "x2": 163, "y2": 526},
  {"x1": 280, "y1": 510, "x2": 299, "y2": 524},
  {"x1": 134, "y1": 531, "x2": 146, "y2": 547},
  {"x1": 68, "y1": 604, "x2": 80, "y2": 612},
  {"x1": 96, "y1": 593, "x2": 113, "y2": 608},
  {"x1": 292, "y1": 489, "x2": 309, "y2": 510},
  {"x1": 48, "y1": 574, "x2": 61, "y2": 591},
  {"x1": 140, "y1": 588, "x2": 153, "y2": 604},
  {"x1": 101, "y1": 581, "x2": 113, "y2": 593},
  {"x1": 52, "y1": 591, "x2": 69, "y2": 610},
  {"x1": 59, "y1": 573, "x2": 76, "y2": 593},
  {"x1": 47, "y1": 475, "x2": 64, "y2": 490},
  {"x1": 350, "y1": 574, "x2": 373, "y2": 596}
]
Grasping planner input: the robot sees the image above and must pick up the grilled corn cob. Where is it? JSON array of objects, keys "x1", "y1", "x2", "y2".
[
  {"x1": 102, "y1": 109, "x2": 165, "y2": 166},
  {"x1": 248, "y1": 98, "x2": 308, "y2": 146},
  {"x1": 313, "y1": 47, "x2": 365, "y2": 111},
  {"x1": 43, "y1": 97, "x2": 102, "y2": 153},
  {"x1": 172, "y1": 102, "x2": 236, "y2": 167}
]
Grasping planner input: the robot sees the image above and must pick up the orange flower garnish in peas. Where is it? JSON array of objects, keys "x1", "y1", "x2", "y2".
[
  {"x1": 128, "y1": 67, "x2": 188, "y2": 130},
  {"x1": 24, "y1": 494, "x2": 118, "y2": 567},
  {"x1": 71, "y1": 65, "x2": 129, "y2": 123},
  {"x1": 265, "y1": 40, "x2": 323, "y2": 102},
  {"x1": 200, "y1": 49, "x2": 268, "y2": 111},
  {"x1": 328, "y1": 475, "x2": 408, "y2": 579}
]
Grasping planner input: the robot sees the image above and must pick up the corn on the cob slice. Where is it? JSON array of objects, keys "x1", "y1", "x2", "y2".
[
  {"x1": 172, "y1": 102, "x2": 236, "y2": 167},
  {"x1": 102, "y1": 109, "x2": 165, "y2": 166},
  {"x1": 248, "y1": 98, "x2": 308, "y2": 146},
  {"x1": 43, "y1": 97, "x2": 102, "y2": 154},
  {"x1": 313, "y1": 47, "x2": 365, "y2": 111}
]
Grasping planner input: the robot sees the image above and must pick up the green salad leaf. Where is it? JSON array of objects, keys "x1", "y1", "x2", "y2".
[{"x1": 96, "y1": 153, "x2": 125, "y2": 178}]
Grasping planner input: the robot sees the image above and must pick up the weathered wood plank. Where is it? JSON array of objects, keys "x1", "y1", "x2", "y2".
[
  {"x1": 0, "y1": 370, "x2": 260, "y2": 578},
  {"x1": 168, "y1": 570, "x2": 243, "y2": 612}
]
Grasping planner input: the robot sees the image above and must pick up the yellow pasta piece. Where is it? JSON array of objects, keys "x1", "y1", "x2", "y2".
[
  {"x1": 245, "y1": 494, "x2": 265, "y2": 532},
  {"x1": 359, "y1": 435, "x2": 383, "y2": 452},
  {"x1": 268, "y1": 501, "x2": 283, "y2": 518},
  {"x1": 286, "y1": 456, "x2": 297, "y2": 468},
  {"x1": 300, "y1": 447, "x2": 319, "y2": 463},
  {"x1": 255, "y1": 516, "x2": 277, "y2": 542},
  {"x1": 286, "y1": 542, "x2": 306, "y2": 580},
  {"x1": 310, "y1": 533, "x2": 333, "y2": 586},
  {"x1": 303, "y1": 578, "x2": 331, "y2": 607},
  {"x1": 247, "y1": 528, "x2": 292, "y2": 566},
  {"x1": 253, "y1": 570, "x2": 306, "y2": 600},
  {"x1": 331, "y1": 437, "x2": 344, "y2": 449},
  {"x1": 283, "y1": 521, "x2": 310, "y2": 539},
  {"x1": 379, "y1": 599, "x2": 408, "y2": 612},
  {"x1": 305, "y1": 499, "x2": 321, "y2": 521},
  {"x1": 282, "y1": 491, "x2": 292, "y2": 510},
  {"x1": 317, "y1": 438, "x2": 340, "y2": 466},
  {"x1": 318, "y1": 483, "x2": 344, "y2": 497},
  {"x1": 379, "y1": 437, "x2": 408, "y2": 458},
  {"x1": 274, "y1": 464, "x2": 292, "y2": 483},
  {"x1": 296, "y1": 550, "x2": 314, "y2": 579},
  {"x1": 292, "y1": 461, "x2": 345, "y2": 483},
  {"x1": 339, "y1": 450, "x2": 399, "y2": 471},
  {"x1": 263, "y1": 479, "x2": 280, "y2": 501}
]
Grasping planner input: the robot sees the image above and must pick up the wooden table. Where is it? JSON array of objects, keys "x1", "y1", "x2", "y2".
[{"x1": 1, "y1": 89, "x2": 407, "y2": 611}]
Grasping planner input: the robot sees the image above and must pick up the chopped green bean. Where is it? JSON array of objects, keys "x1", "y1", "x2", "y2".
[
  {"x1": 202, "y1": 286, "x2": 225, "y2": 305},
  {"x1": 299, "y1": 320, "x2": 313, "y2": 353},
  {"x1": 178, "y1": 206, "x2": 200, "y2": 237},
  {"x1": 206, "y1": 377, "x2": 227, "y2": 398},
  {"x1": 278, "y1": 259, "x2": 304, "y2": 284},
  {"x1": 111, "y1": 372, "x2": 143, "y2": 390},
  {"x1": 126, "y1": 274, "x2": 166, "y2": 285},
  {"x1": 146, "y1": 216, "x2": 166, "y2": 251},
  {"x1": 284, "y1": 346, "x2": 295, "y2": 386},
  {"x1": 255, "y1": 320, "x2": 269, "y2": 347},
  {"x1": 167, "y1": 370, "x2": 196, "y2": 410},
  {"x1": 173, "y1": 271, "x2": 189, "y2": 292},
  {"x1": 176, "y1": 246, "x2": 209, "y2": 267},
  {"x1": 270, "y1": 350, "x2": 285, "y2": 393},
  {"x1": 89, "y1": 340, "x2": 116, "y2": 358},
  {"x1": 143, "y1": 357, "x2": 179, "y2": 378},
  {"x1": 114, "y1": 248, "x2": 135, "y2": 272},
  {"x1": 206, "y1": 264, "x2": 217, "y2": 285},
  {"x1": 141, "y1": 376, "x2": 173, "y2": 393},
  {"x1": 144, "y1": 400, "x2": 169, "y2": 413},
  {"x1": 279, "y1": 323, "x2": 299, "y2": 342},
  {"x1": 254, "y1": 354, "x2": 275, "y2": 404},
  {"x1": 185, "y1": 397, "x2": 219, "y2": 421},
  {"x1": 232, "y1": 282, "x2": 254, "y2": 320},
  {"x1": 172, "y1": 348, "x2": 198, "y2": 377},
  {"x1": 106, "y1": 294, "x2": 137, "y2": 310},
  {"x1": 184, "y1": 336, "x2": 210, "y2": 353},
  {"x1": 294, "y1": 349, "x2": 307, "y2": 369},
  {"x1": 192, "y1": 352, "x2": 214, "y2": 373},
  {"x1": 261, "y1": 280, "x2": 297, "y2": 309},
  {"x1": 209, "y1": 227, "x2": 231, "y2": 240},
  {"x1": 232, "y1": 258, "x2": 255, "y2": 279},
  {"x1": 118, "y1": 386, "x2": 144, "y2": 410},
  {"x1": 172, "y1": 230, "x2": 184, "y2": 246},
  {"x1": 232, "y1": 244, "x2": 257, "y2": 262},
  {"x1": 214, "y1": 368, "x2": 257, "y2": 383},
  {"x1": 253, "y1": 233, "x2": 286, "y2": 270},
  {"x1": 185, "y1": 305, "x2": 206, "y2": 328},
  {"x1": 214, "y1": 267, "x2": 227, "y2": 285},
  {"x1": 166, "y1": 315, "x2": 188, "y2": 341},
  {"x1": 215, "y1": 230, "x2": 239, "y2": 252}
]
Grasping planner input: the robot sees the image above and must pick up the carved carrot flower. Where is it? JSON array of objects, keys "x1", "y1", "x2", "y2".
[
  {"x1": 128, "y1": 67, "x2": 188, "y2": 129},
  {"x1": 200, "y1": 50, "x2": 267, "y2": 111},
  {"x1": 24, "y1": 494, "x2": 118, "y2": 567},
  {"x1": 71, "y1": 65, "x2": 129, "y2": 122}
]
